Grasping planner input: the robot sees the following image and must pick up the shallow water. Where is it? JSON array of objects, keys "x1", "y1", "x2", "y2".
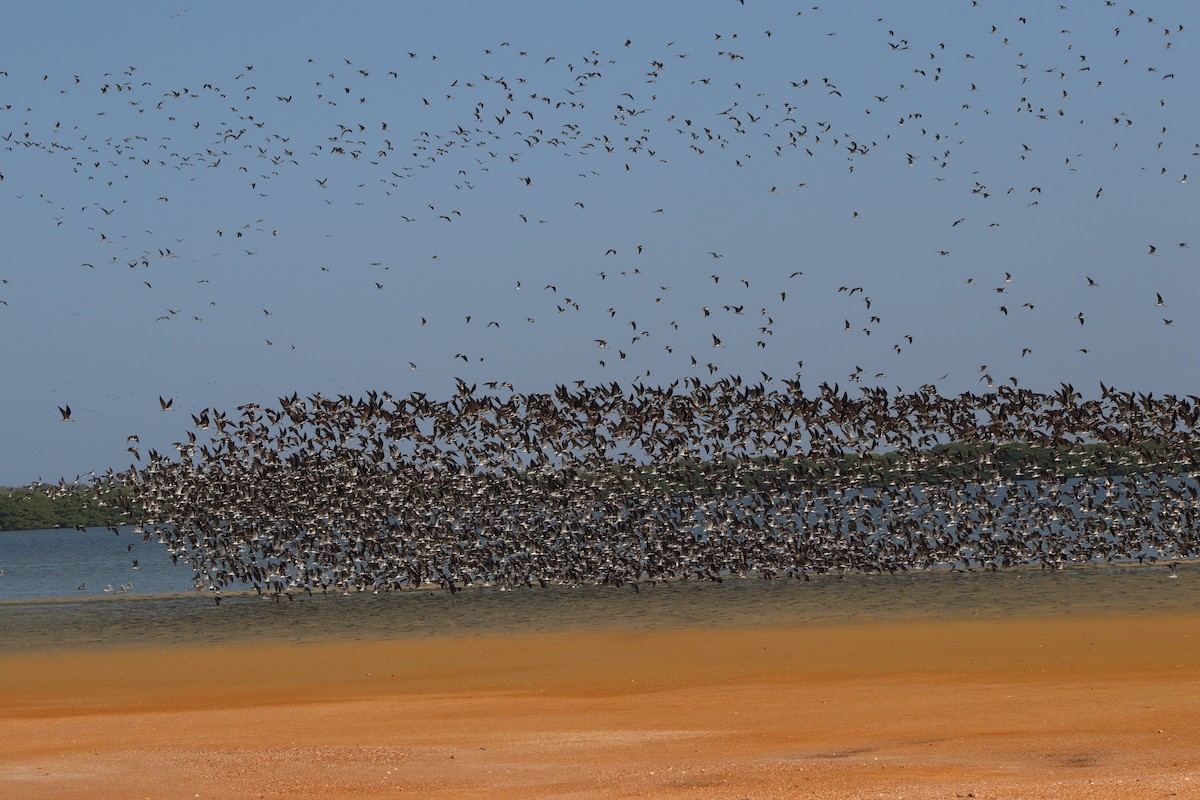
[
  {"x1": 1, "y1": 545, "x2": 1195, "y2": 652},
  {"x1": 0, "y1": 526, "x2": 193, "y2": 601}
]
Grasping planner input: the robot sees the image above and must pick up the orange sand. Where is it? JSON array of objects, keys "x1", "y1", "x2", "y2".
[{"x1": 2, "y1": 614, "x2": 1199, "y2": 799}]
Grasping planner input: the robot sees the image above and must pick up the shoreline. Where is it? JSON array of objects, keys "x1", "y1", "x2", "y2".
[
  {"x1": 3, "y1": 563, "x2": 1198, "y2": 658},
  {"x1": 3, "y1": 554, "x2": 1193, "y2": 604},
  {"x1": 3, "y1": 611, "x2": 1198, "y2": 798}
]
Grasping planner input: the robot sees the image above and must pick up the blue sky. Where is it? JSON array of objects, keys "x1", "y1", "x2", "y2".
[{"x1": 1, "y1": 1, "x2": 1197, "y2": 485}]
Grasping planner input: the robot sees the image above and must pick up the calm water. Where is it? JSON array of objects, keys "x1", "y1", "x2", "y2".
[
  {"x1": 0, "y1": 527, "x2": 1196, "y2": 652},
  {"x1": 0, "y1": 526, "x2": 194, "y2": 601}
]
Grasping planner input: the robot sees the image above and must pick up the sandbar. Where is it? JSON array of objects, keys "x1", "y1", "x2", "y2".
[{"x1": 2, "y1": 613, "x2": 1199, "y2": 799}]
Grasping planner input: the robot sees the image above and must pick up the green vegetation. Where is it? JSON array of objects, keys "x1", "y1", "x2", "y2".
[{"x1": 0, "y1": 485, "x2": 136, "y2": 532}]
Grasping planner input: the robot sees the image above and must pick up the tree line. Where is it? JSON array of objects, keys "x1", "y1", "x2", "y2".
[{"x1": 0, "y1": 485, "x2": 135, "y2": 532}]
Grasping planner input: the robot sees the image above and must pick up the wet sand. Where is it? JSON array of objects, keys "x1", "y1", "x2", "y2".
[{"x1": 2, "y1": 613, "x2": 1199, "y2": 799}]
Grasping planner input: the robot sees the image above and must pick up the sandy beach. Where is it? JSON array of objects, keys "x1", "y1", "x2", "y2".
[{"x1": 2, "y1": 612, "x2": 1198, "y2": 799}]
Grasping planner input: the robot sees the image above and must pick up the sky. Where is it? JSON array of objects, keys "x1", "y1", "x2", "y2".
[{"x1": 1, "y1": 1, "x2": 1197, "y2": 486}]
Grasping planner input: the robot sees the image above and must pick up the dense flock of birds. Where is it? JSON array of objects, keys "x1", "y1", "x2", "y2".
[
  {"x1": 68, "y1": 379, "x2": 1198, "y2": 600},
  {"x1": 4, "y1": 3, "x2": 1199, "y2": 598}
]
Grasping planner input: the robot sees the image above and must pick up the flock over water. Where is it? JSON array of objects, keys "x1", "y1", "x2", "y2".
[
  {"x1": 4, "y1": 3, "x2": 1199, "y2": 602},
  {"x1": 49, "y1": 379, "x2": 1199, "y2": 601}
]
